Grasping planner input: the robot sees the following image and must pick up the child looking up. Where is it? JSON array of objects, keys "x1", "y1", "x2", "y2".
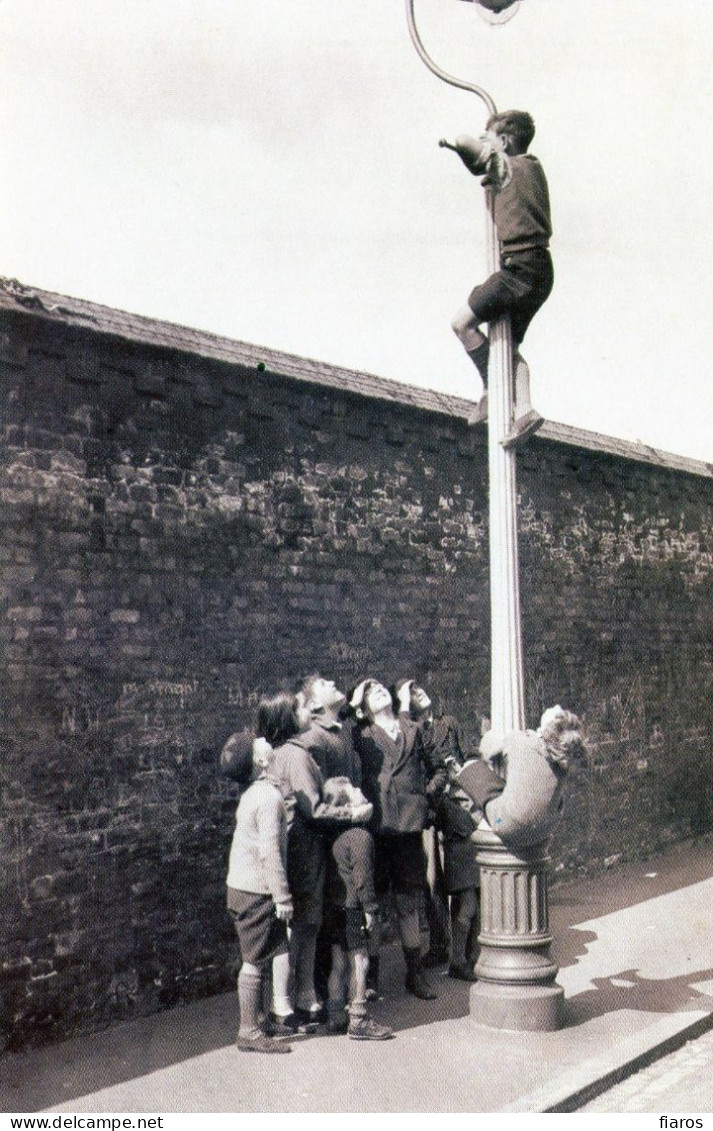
[
  {"x1": 262, "y1": 692, "x2": 356, "y2": 1034},
  {"x1": 433, "y1": 765, "x2": 483, "y2": 982},
  {"x1": 223, "y1": 729, "x2": 293, "y2": 1054},
  {"x1": 321, "y1": 777, "x2": 394, "y2": 1041},
  {"x1": 350, "y1": 678, "x2": 446, "y2": 1001}
]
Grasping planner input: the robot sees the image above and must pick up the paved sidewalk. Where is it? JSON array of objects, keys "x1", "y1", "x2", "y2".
[
  {"x1": 580, "y1": 1026, "x2": 713, "y2": 1113},
  {"x1": 1, "y1": 835, "x2": 712, "y2": 1114}
]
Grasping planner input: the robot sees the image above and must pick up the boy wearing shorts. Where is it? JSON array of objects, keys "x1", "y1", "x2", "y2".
[
  {"x1": 443, "y1": 109, "x2": 553, "y2": 447},
  {"x1": 224, "y1": 729, "x2": 294, "y2": 1054},
  {"x1": 322, "y1": 777, "x2": 394, "y2": 1041}
]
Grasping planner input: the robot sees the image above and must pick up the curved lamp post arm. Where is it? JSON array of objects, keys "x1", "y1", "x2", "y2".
[{"x1": 405, "y1": 0, "x2": 497, "y2": 117}]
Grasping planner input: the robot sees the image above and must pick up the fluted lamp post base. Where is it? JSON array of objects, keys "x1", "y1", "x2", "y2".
[{"x1": 470, "y1": 825, "x2": 564, "y2": 1031}]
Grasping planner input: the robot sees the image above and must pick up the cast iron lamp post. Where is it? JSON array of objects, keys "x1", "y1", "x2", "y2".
[{"x1": 406, "y1": 0, "x2": 564, "y2": 1031}]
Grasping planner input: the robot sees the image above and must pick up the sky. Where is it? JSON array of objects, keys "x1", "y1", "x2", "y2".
[{"x1": 2, "y1": 0, "x2": 713, "y2": 461}]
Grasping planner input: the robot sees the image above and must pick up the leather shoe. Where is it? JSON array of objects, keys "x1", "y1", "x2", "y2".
[{"x1": 448, "y1": 962, "x2": 478, "y2": 983}]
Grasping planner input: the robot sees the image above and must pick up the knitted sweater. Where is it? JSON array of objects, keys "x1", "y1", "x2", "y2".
[
  {"x1": 484, "y1": 730, "x2": 567, "y2": 848},
  {"x1": 226, "y1": 777, "x2": 290, "y2": 905},
  {"x1": 493, "y1": 154, "x2": 552, "y2": 253}
]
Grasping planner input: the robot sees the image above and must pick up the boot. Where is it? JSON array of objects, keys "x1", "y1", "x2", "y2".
[
  {"x1": 467, "y1": 392, "x2": 488, "y2": 427},
  {"x1": 448, "y1": 921, "x2": 477, "y2": 982},
  {"x1": 501, "y1": 409, "x2": 544, "y2": 448},
  {"x1": 365, "y1": 954, "x2": 381, "y2": 1002},
  {"x1": 327, "y1": 1001, "x2": 349, "y2": 1035},
  {"x1": 236, "y1": 1032, "x2": 292, "y2": 1054},
  {"x1": 347, "y1": 1000, "x2": 394, "y2": 1041},
  {"x1": 293, "y1": 1005, "x2": 323, "y2": 1032},
  {"x1": 267, "y1": 1011, "x2": 300, "y2": 1037},
  {"x1": 501, "y1": 354, "x2": 543, "y2": 447},
  {"x1": 404, "y1": 947, "x2": 437, "y2": 1000}
]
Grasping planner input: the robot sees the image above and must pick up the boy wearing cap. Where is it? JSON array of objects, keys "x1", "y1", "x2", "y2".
[{"x1": 222, "y1": 729, "x2": 293, "y2": 1054}]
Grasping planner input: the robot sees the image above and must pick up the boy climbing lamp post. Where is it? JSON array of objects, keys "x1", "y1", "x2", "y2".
[
  {"x1": 406, "y1": 0, "x2": 525, "y2": 737},
  {"x1": 406, "y1": 0, "x2": 564, "y2": 1032}
]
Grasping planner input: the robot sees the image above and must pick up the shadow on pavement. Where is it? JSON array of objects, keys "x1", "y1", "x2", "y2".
[
  {"x1": 0, "y1": 991, "x2": 238, "y2": 1113},
  {"x1": 564, "y1": 967, "x2": 713, "y2": 1027},
  {"x1": 0, "y1": 946, "x2": 468, "y2": 1112},
  {"x1": 2, "y1": 836, "x2": 711, "y2": 1112},
  {"x1": 551, "y1": 925, "x2": 598, "y2": 970}
]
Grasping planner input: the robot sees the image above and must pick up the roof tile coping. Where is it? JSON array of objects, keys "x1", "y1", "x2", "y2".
[{"x1": 1, "y1": 278, "x2": 711, "y2": 481}]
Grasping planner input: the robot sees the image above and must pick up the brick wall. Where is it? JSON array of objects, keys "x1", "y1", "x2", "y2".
[{"x1": 1, "y1": 286, "x2": 712, "y2": 1048}]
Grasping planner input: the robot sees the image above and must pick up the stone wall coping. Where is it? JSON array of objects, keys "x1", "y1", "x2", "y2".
[{"x1": 2, "y1": 277, "x2": 710, "y2": 480}]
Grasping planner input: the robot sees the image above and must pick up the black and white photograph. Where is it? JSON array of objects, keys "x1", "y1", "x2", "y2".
[{"x1": 1, "y1": 0, "x2": 712, "y2": 1120}]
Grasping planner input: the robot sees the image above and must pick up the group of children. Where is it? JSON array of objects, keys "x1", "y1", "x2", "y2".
[
  {"x1": 220, "y1": 675, "x2": 488, "y2": 1054},
  {"x1": 221, "y1": 661, "x2": 587, "y2": 1056}
]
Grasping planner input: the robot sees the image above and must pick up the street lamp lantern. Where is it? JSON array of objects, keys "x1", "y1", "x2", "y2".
[
  {"x1": 460, "y1": 0, "x2": 520, "y2": 7},
  {"x1": 457, "y1": 0, "x2": 523, "y2": 25}
]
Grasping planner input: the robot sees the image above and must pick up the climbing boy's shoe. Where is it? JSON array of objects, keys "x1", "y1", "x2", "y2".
[
  {"x1": 236, "y1": 1032, "x2": 292, "y2": 1054},
  {"x1": 467, "y1": 393, "x2": 488, "y2": 427},
  {"x1": 501, "y1": 408, "x2": 544, "y2": 448},
  {"x1": 347, "y1": 1015, "x2": 395, "y2": 1041}
]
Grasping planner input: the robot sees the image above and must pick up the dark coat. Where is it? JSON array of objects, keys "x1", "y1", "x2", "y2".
[
  {"x1": 272, "y1": 739, "x2": 354, "y2": 898},
  {"x1": 435, "y1": 792, "x2": 481, "y2": 893},
  {"x1": 356, "y1": 717, "x2": 444, "y2": 835},
  {"x1": 293, "y1": 721, "x2": 362, "y2": 787},
  {"x1": 419, "y1": 714, "x2": 467, "y2": 766}
]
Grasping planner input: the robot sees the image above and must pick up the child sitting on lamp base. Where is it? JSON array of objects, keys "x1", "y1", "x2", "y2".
[{"x1": 456, "y1": 706, "x2": 586, "y2": 851}]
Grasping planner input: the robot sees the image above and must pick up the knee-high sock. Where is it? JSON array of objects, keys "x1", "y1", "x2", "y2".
[
  {"x1": 237, "y1": 965, "x2": 263, "y2": 1039},
  {"x1": 467, "y1": 338, "x2": 490, "y2": 384},
  {"x1": 514, "y1": 353, "x2": 533, "y2": 414},
  {"x1": 271, "y1": 950, "x2": 291, "y2": 1017}
]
